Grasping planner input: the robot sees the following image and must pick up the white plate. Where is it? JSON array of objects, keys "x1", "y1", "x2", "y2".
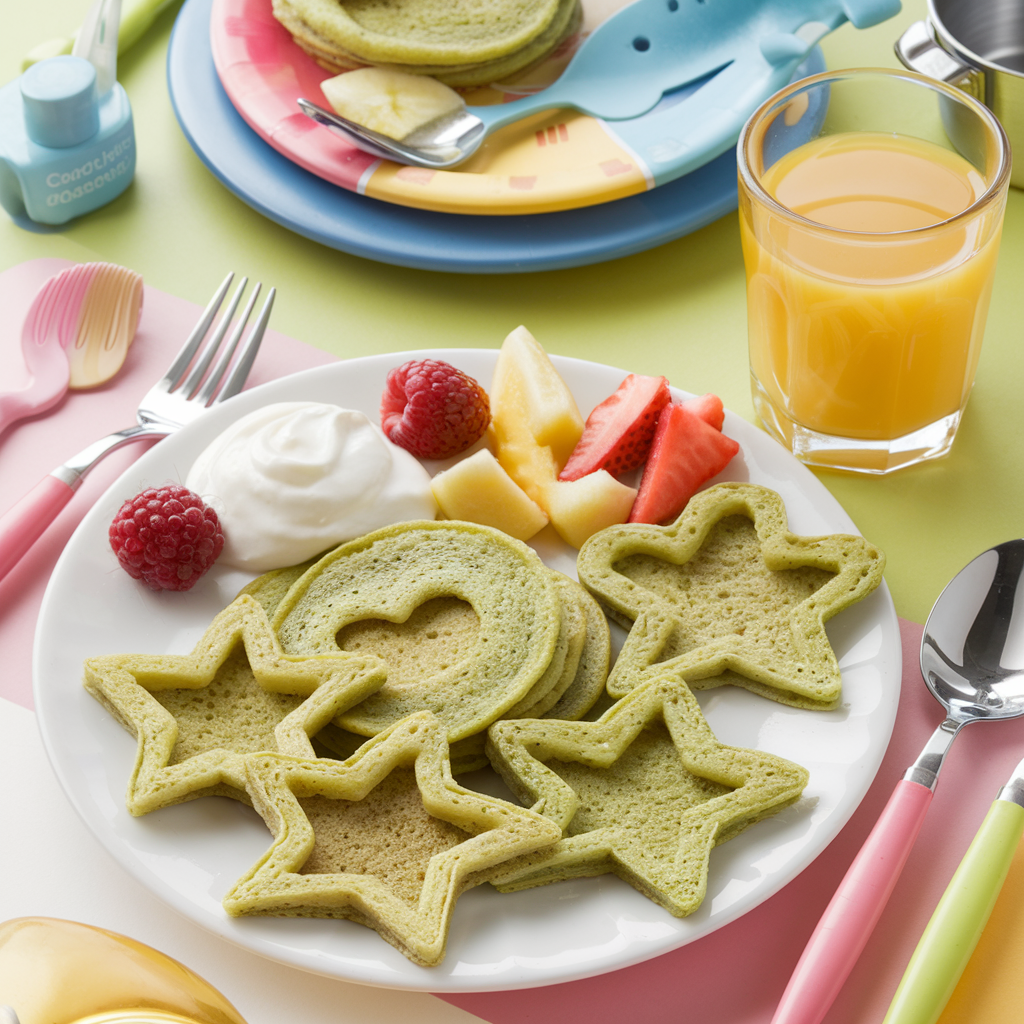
[{"x1": 34, "y1": 351, "x2": 901, "y2": 992}]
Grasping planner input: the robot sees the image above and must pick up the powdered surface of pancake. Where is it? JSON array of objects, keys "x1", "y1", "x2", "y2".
[
  {"x1": 273, "y1": 520, "x2": 561, "y2": 740},
  {"x1": 224, "y1": 711, "x2": 561, "y2": 965},
  {"x1": 577, "y1": 482, "x2": 885, "y2": 710},
  {"x1": 486, "y1": 676, "x2": 808, "y2": 915},
  {"x1": 83, "y1": 595, "x2": 385, "y2": 815}
]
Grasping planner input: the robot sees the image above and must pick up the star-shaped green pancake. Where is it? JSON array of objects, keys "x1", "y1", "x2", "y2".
[
  {"x1": 485, "y1": 675, "x2": 808, "y2": 915},
  {"x1": 84, "y1": 594, "x2": 387, "y2": 816},
  {"x1": 223, "y1": 711, "x2": 561, "y2": 966},
  {"x1": 576, "y1": 482, "x2": 885, "y2": 709}
]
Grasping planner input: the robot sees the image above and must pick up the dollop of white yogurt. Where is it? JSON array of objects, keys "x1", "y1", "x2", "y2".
[{"x1": 185, "y1": 401, "x2": 437, "y2": 571}]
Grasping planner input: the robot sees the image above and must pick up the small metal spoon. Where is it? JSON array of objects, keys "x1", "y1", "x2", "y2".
[
  {"x1": 771, "y1": 540, "x2": 1024, "y2": 1024},
  {"x1": 298, "y1": 0, "x2": 900, "y2": 170}
]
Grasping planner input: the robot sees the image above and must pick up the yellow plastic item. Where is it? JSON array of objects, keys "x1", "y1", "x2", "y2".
[{"x1": 0, "y1": 917, "x2": 247, "y2": 1024}]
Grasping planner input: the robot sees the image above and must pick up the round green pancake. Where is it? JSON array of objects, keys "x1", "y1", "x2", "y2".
[
  {"x1": 273, "y1": 520, "x2": 561, "y2": 740},
  {"x1": 276, "y1": 0, "x2": 580, "y2": 86},
  {"x1": 274, "y1": 0, "x2": 563, "y2": 66}
]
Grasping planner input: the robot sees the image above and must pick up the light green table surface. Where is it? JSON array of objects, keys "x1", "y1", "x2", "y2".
[{"x1": 2, "y1": 0, "x2": 1021, "y2": 626}]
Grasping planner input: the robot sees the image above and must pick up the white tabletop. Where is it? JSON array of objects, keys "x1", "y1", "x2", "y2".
[{"x1": 0, "y1": 696, "x2": 482, "y2": 1024}]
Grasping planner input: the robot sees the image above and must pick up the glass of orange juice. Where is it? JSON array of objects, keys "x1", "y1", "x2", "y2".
[{"x1": 737, "y1": 68, "x2": 1010, "y2": 474}]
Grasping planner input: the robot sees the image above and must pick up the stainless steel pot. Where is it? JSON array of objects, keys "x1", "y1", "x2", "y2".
[{"x1": 896, "y1": 0, "x2": 1024, "y2": 185}]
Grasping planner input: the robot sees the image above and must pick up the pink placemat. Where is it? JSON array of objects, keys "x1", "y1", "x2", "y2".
[
  {"x1": 0, "y1": 258, "x2": 334, "y2": 710},
  {"x1": 440, "y1": 618, "x2": 1024, "y2": 1024},
  {"x1": 2, "y1": 259, "x2": 1021, "y2": 1022}
]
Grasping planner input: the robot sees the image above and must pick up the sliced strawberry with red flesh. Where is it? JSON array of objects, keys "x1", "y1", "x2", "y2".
[
  {"x1": 629, "y1": 403, "x2": 740, "y2": 524},
  {"x1": 558, "y1": 374, "x2": 670, "y2": 481},
  {"x1": 682, "y1": 393, "x2": 725, "y2": 431}
]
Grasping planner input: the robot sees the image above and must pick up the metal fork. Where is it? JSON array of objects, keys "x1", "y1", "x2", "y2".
[{"x1": 0, "y1": 272, "x2": 275, "y2": 582}]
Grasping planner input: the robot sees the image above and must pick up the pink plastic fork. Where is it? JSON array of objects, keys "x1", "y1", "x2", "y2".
[
  {"x1": 0, "y1": 264, "x2": 103, "y2": 437},
  {"x1": 0, "y1": 273, "x2": 274, "y2": 582}
]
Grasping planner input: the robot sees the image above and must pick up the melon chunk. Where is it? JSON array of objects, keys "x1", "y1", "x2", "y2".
[
  {"x1": 490, "y1": 326, "x2": 584, "y2": 467},
  {"x1": 487, "y1": 361, "x2": 559, "y2": 506},
  {"x1": 431, "y1": 449, "x2": 548, "y2": 541},
  {"x1": 541, "y1": 471, "x2": 637, "y2": 549}
]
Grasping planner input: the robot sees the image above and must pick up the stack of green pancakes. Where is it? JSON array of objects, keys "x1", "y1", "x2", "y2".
[
  {"x1": 83, "y1": 494, "x2": 886, "y2": 963},
  {"x1": 255, "y1": 520, "x2": 612, "y2": 765},
  {"x1": 272, "y1": 0, "x2": 582, "y2": 86}
]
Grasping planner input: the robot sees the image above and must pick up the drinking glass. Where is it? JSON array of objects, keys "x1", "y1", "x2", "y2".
[{"x1": 737, "y1": 67, "x2": 1010, "y2": 474}]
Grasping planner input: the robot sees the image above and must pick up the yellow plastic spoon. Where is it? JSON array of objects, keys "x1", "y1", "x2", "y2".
[
  {"x1": 67, "y1": 261, "x2": 144, "y2": 388},
  {"x1": 0, "y1": 262, "x2": 143, "y2": 439}
]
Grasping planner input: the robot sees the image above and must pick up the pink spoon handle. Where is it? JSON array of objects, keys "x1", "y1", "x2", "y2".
[
  {"x1": 0, "y1": 345, "x2": 71, "y2": 435},
  {"x1": 0, "y1": 474, "x2": 75, "y2": 580},
  {"x1": 771, "y1": 779, "x2": 934, "y2": 1024},
  {"x1": 0, "y1": 264, "x2": 100, "y2": 436}
]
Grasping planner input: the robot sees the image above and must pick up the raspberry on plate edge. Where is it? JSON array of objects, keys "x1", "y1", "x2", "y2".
[{"x1": 108, "y1": 485, "x2": 225, "y2": 592}]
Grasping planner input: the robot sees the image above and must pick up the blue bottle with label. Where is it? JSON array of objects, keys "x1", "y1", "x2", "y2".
[{"x1": 0, "y1": 0, "x2": 135, "y2": 225}]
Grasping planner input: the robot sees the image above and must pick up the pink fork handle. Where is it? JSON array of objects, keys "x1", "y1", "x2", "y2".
[
  {"x1": 771, "y1": 779, "x2": 934, "y2": 1024},
  {"x1": 0, "y1": 474, "x2": 75, "y2": 581}
]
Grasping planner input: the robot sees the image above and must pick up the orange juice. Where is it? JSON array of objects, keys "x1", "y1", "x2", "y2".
[{"x1": 741, "y1": 131, "x2": 1002, "y2": 443}]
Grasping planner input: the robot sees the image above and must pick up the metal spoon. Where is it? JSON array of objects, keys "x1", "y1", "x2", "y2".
[
  {"x1": 298, "y1": 0, "x2": 900, "y2": 170},
  {"x1": 771, "y1": 540, "x2": 1024, "y2": 1024}
]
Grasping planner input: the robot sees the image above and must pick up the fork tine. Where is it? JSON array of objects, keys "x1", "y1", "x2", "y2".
[
  {"x1": 159, "y1": 272, "x2": 234, "y2": 390},
  {"x1": 176, "y1": 276, "x2": 250, "y2": 398},
  {"x1": 212, "y1": 287, "x2": 276, "y2": 405},
  {"x1": 193, "y1": 282, "x2": 261, "y2": 406}
]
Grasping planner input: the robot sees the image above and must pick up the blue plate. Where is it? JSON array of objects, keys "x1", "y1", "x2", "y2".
[{"x1": 167, "y1": 0, "x2": 824, "y2": 274}]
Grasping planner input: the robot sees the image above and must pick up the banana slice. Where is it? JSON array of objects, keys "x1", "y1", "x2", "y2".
[{"x1": 320, "y1": 68, "x2": 464, "y2": 140}]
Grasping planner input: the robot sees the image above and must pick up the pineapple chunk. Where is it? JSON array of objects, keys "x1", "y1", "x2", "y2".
[
  {"x1": 491, "y1": 326, "x2": 584, "y2": 466},
  {"x1": 430, "y1": 449, "x2": 548, "y2": 541},
  {"x1": 320, "y1": 68, "x2": 464, "y2": 141},
  {"x1": 541, "y1": 471, "x2": 637, "y2": 550}
]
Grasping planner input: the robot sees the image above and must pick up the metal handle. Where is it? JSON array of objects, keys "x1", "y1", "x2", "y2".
[{"x1": 895, "y1": 21, "x2": 984, "y2": 101}]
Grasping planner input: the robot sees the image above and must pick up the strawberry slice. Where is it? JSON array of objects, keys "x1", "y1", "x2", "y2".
[
  {"x1": 558, "y1": 374, "x2": 670, "y2": 481},
  {"x1": 629, "y1": 403, "x2": 740, "y2": 524},
  {"x1": 682, "y1": 393, "x2": 725, "y2": 431}
]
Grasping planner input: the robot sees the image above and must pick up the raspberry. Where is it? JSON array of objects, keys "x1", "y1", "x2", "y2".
[
  {"x1": 380, "y1": 359, "x2": 490, "y2": 460},
  {"x1": 108, "y1": 485, "x2": 225, "y2": 592}
]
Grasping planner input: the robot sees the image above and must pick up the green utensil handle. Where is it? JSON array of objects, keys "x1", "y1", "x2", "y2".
[
  {"x1": 118, "y1": 0, "x2": 181, "y2": 51},
  {"x1": 22, "y1": 0, "x2": 180, "y2": 69},
  {"x1": 883, "y1": 798, "x2": 1024, "y2": 1024}
]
